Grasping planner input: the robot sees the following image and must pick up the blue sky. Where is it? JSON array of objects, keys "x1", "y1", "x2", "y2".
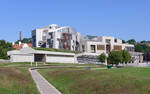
[{"x1": 0, "y1": 0, "x2": 150, "y2": 42}]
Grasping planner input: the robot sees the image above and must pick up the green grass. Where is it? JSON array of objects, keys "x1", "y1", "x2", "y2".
[
  {"x1": 44, "y1": 63, "x2": 106, "y2": 67},
  {"x1": 0, "y1": 62, "x2": 103, "y2": 94},
  {"x1": 33, "y1": 47, "x2": 81, "y2": 53},
  {"x1": 0, "y1": 63, "x2": 40, "y2": 94},
  {"x1": 0, "y1": 62, "x2": 31, "y2": 67},
  {"x1": 39, "y1": 67, "x2": 150, "y2": 94}
]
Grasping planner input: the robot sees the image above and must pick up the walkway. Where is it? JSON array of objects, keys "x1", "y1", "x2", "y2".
[{"x1": 29, "y1": 68, "x2": 62, "y2": 94}]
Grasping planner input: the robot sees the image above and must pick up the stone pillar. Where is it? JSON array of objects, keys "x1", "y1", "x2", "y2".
[{"x1": 74, "y1": 55, "x2": 78, "y2": 64}]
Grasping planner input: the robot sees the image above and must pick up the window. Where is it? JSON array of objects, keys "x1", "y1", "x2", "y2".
[
  {"x1": 106, "y1": 39, "x2": 111, "y2": 44},
  {"x1": 49, "y1": 32, "x2": 53, "y2": 39},
  {"x1": 125, "y1": 47, "x2": 135, "y2": 52},
  {"x1": 97, "y1": 45, "x2": 105, "y2": 50},
  {"x1": 114, "y1": 45, "x2": 122, "y2": 51},
  {"x1": 90, "y1": 45, "x2": 96, "y2": 53}
]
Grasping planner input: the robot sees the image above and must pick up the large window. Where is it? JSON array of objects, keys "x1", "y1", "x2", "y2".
[
  {"x1": 114, "y1": 45, "x2": 122, "y2": 51},
  {"x1": 126, "y1": 47, "x2": 135, "y2": 52},
  {"x1": 106, "y1": 39, "x2": 111, "y2": 44},
  {"x1": 97, "y1": 45, "x2": 105, "y2": 50},
  {"x1": 90, "y1": 45, "x2": 96, "y2": 53}
]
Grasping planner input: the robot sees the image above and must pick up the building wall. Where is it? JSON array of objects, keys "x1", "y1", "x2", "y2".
[
  {"x1": 86, "y1": 41, "x2": 106, "y2": 54},
  {"x1": 46, "y1": 55, "x2": 76, "y2": 63},
  {"x1": 11, "y1": 54, "x2": 34, "y2": 62},
  {"x1": 85, "y1": 36, "x2": 135, "y2": 55}
]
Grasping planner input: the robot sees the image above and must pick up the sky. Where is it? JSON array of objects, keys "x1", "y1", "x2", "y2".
[{"x1": 0, "y1": 0, "x2": 150, "y2": 42}]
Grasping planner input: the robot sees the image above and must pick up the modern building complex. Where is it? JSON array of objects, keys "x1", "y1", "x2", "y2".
[
  {"x1": 32, "y1": 24, "x2": 134, "y2": 54},
  {"x1": 32, "y1": 24, "x2": 83, "y2": 51},
  {"x1": 7, "y1": 24, "x2": 143, "y2": 64}
]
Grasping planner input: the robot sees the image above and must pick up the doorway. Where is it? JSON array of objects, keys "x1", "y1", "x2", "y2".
[{"x1": 34, "y1": 54, "x2": 46, "y2": 62}]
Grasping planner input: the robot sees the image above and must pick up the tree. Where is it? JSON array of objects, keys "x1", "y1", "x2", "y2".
[
  {"x1": 135, "y1": 43, "x2": 150, "y2": 53},
  {"x1": 127, "y1": 39, "x2": 136, "y2": 45},
  {"x1": 141, "y1": 40, "x2": 146, "y2": 43},
  {"x1": 98, "y1": 53, "x2": 106, "y2": 63},
  {"x1": 0, "y1": 46, "x2": 7, "y2": 59},
  {"x1": 0, "y1": 40, "x2": 12, "y2": 49},
  {"x1": 15, "y1": 38, "x2": 32, "y2": 44},
  {"x1": 0, "y1": 40, "x2": 13, "y2": 59},
  {"x1": 122, "y1": 40, "x2": 126, "y2": 43},
  {"x1": 108, "y1": 51, "x2": 122, "y2": 66},
  {"x1": 122, "y1": 50, "x2": 131, "y2": 64}
]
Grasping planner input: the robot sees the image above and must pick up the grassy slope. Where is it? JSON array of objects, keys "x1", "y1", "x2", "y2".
[
  {"x1": 0, "y1": 67, "x2": 39, "y2": 94},
  {"x1": 39, "y1": 67, "x2": 150, "y2": 94},
  {"x1": 33, "y1": 47, "x2": 81, "y2": 53}
]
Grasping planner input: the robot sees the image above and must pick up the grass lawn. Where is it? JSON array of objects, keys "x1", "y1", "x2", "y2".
[
  {"x1": 0, "y1": 63, "x2": 40, "y2": 94},
  {"x1": 0, "y1": 62, "x2": 102, "y2": 94},
  {"x1": 33, "y1": 47, "x2": 81, "y2": 53},
  {"x1": 39, "y1": 67, "x2": 150, "y2": 94}
]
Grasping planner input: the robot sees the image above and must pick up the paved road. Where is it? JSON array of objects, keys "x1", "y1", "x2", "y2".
[{"x1": 29, "y1": 68, "x2": 62, "y2": 94}]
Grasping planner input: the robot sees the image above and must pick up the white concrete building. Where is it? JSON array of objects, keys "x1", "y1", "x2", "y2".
[
  {"x1": 32, "y1": 24, "x2": 83, "y2": 51},
  {"x1": 75, "y1": 36, "x2": 138, "y2": 64},
  {"x1": 84, "y1": 36, "x2": 134, "y2": 54},
  {"x1": 7, "y1": 47, "x2": 77, "y2": 63}
]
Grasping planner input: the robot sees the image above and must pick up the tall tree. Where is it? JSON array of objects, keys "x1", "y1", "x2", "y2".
[{"x1": 127, "y1": 39, "x2": 136, "y2": 45}]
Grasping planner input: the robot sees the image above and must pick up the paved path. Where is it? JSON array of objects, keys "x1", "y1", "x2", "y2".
[{"x1": 29, "y1": 68, "x2": 62, "y2": 94}]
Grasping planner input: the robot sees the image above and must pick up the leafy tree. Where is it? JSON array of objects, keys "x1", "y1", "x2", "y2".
[
  {"x1": 108, "y1": 51, "x2": 122, "y2": 66},
  {"x1": 135, "y1": 43, "x2": 150, "y2": 53},
  {"x1": 122, "y1": 50, "x2": 131, "y2": 64},
  {"x1": 0, "y1": 46, "x2": 8, "y2": 59},
  {"x1": 122, "y1": 40, "x2": 126, "y2": 43},
  {"x1": 15, "y1": 38, "x2": 32, "y2": 44},
  {"x1": 0, "y1": 40, "x2": 13, "y2": 59},
  {"x1": 140, "y1": 40, "x2": 150, "y2": 43},
  {"x1": 0, "y1": 40, "x2": 12, "y2": 48},
  {"x1": 98, "y1": 53, "x2": 106, "y2": 63},
  {"x1": 127, "y1": 39, "x2": 136, "y2": 45},
  {"x1": 141, "y1": 40, "x2": 146, "y2": 43}
]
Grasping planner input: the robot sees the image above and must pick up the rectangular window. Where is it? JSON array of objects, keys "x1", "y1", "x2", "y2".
[
  {"x1": 97, "y1": 45, "x2": 105, "y2": 50},
  {"x1": 106, "y1": 39, "x2": 111, "y2": 44},
  {"x1": 114, "y1": 45, "x2": 122, "y2": 51}
]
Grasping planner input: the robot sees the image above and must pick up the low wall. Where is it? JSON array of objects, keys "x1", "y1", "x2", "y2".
[
  {"x1": 77, "y1": 55, "x2": 101, "y2": 64},
  {"x1": 0, "y1": 59, "x2": 10, "y2": 63}
]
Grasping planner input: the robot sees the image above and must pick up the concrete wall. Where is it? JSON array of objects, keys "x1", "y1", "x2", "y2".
[
  {"x1": 0, "y1": 59, "x2": 10, "y2": 63},
  {"x1": 11, "y1": 54, "x2": 34, "y2": 62},
  {"x1": 46, "y1": 55, "x2": 76, "y2": 63},
  {"x1": 86, "y1": 41, "x2": 106, "y2": 54}
]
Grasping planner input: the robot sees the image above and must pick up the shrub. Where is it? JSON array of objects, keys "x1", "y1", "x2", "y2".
[{"x1": 98, "y1": 53, "x2": 106, "y2": 63}]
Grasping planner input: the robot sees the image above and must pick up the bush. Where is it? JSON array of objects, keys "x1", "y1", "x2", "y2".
[
  {"x1": 0, "y1": 46, "x2": 8, "y2": 59},
  {"x1": 108, "y1": 51, "x2": 122, "y2": 66},
  {"x1": 122, "y1": 50, "x2": 131, "y2": 64},
  {"x1": 98, "y1": 53, "x2": 106, "y2": 63}
]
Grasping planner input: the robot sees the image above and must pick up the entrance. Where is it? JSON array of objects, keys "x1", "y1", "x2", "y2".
[
  {"x1": 106, "y1": 45, "x2": 111, "y2": 53},
  {"x1": 91, "y1": 45, "x2": 96, "y2": 53},
  {"x1": 34, "y1": 54, "x2": 46, "y2": 62}
]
